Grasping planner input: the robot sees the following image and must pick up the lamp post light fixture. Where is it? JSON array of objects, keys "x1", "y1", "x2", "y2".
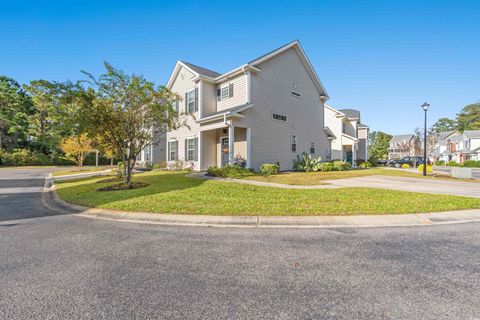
[{"x1": 421, "y1": 102, "x2": 430, "y2": 176}]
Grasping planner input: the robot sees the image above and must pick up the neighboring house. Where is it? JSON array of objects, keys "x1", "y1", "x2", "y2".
[
  {"x1": 324, "y1": 105, "x2": 369, "y2": 165},
  {"x1": 136, "y1": 134, "x2": 166, "y2": 166},
  {"x1": 163, "y1": 40, "x2": 330, "y2": 171},
  {"x1": 434, "y1": 130, "x2": 480, "y2": 163},
  {"x1": 388, "y1": 134, "x2": 421, "y2": 159}
]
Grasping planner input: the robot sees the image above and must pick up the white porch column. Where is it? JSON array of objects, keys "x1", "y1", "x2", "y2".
[
  {"x1": 352, "y1": 143, "x2": 356, "y2": 167},
  {"x1": 198, "y1": 132, "x2": 202, "y2": 171},
  {"x1": 198, "y1": 80, "x2": 203, "y2": 119},
  {"x1": 228, "y1": 124, "x2": 235, "y2": 165},
  {"x1": 246, "y1": 128, "x2": 252, "y2": 168}
]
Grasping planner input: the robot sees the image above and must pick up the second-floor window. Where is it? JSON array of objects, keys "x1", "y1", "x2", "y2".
[
  {"x1": 217, "y1": 83, "x2": 234, "y2": 101},
  {"x1": 186, "y1": 88, "x2": 198, "y2": 113}
]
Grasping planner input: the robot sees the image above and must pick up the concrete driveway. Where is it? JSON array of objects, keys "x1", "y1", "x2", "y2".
[
  {"x1": 1, "y1": 168, "x2": 480, "y2": 319},
  {"x1": 326, "y1": 175, "x2": 480, "y2": 198}
]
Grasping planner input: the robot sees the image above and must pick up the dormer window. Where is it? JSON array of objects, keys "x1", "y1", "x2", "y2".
[{"x1": 217, "y1": 83, "x2": 234, "y2": 101}]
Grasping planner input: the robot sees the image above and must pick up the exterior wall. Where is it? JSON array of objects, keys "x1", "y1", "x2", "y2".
[
  {"x1": 202, "y1": 81, "x2": 217, "y2": 117},
  {"x1": 152, "y1": 133, "x2": 166, "y2": 164},
  {"x1": 216, "y1": 74, "x2": 247, "y2": 112},
  {"x1": 324, "y1": 107, "x2": 343, "y2": 161},
  {"x1": 357, "y1": 128, "x2": 368, "y2": 161},
  {"x1": 200, "y1": 130, "x2": 217, "y2": 170},
  {"x1": 470, "y1": 138, "x2": 480, "y2": 150},
  {"x1": 234, "y1": 47, "x2": 329, "y2": 170},
  {"x1": 343, "y1": 119, "x2": 357, "y2": 137},
  {"x1": 166, "y1": 66, "x2": 201, "y2": 170}
]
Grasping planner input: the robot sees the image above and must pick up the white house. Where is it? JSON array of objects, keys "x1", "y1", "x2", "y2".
[
  {"x1": 434, "y1": 130, "x2": 480, "y2": 163},
  {"x1": 324, "y1": 105, "x2": 369, "y2": 165},
  {"x1": 388, "y1": 134, "x2": 421, "y2": 159},
  {"x1": 159, "y1": 40, "x2": 332, "y2": 171}
]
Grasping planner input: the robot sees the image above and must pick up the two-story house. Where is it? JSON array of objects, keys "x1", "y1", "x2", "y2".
[
  {"x1": 435, "y1": 130, "x2": 480, "y2": 163},
  {"x1": 158, "y1": 40, "x2": 330, "y2": 171},
  {"x1": 324, "y1": 105, "x2": 369, "y2": 165},
  {"x1": 387, "y1": 134, "x2": 421, "y2": 159}
]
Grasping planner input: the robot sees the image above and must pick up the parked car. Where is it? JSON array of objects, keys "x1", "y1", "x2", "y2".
[
  {"x1": 377, "y1": 159, "x2": 389, "y2": 166},
  {"x1": 388, "y1": 156, "x2": 428, "y2": 168}
]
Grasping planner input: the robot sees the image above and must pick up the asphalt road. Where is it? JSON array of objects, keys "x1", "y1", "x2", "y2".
[{"x1": 1, "y1": 169, "x2": 480, "y2": 320}]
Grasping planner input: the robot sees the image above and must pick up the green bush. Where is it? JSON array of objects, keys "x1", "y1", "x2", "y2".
[
  {"x1": 463, "y1": 160, "x2": 480, "y2": 168},
  {"x1": 434, "y1": 160, "x2": 445, "y2": 166},
  {"x1": 317, "y1": 162, "x2": 335, "y2": 172},
  {"x1": 368, "y1": 156, "x2": 379, "y2": 167},
  {"x1": 0, "y1": 149, "x2": 54, "y2": 166},
  {"x1": 333, "y1": 160, "x2": 352, "y2": 171},
  {"x1": 206, "y1": 165, "x2": 254, "y2": 178},
  {"x1": 293, "y1": 153, "x2": 322, "y2": 172},
  {"x1": 418, "y1": 164, "x2": 433, "y2": 173},
  {"x1": 260, "y1": 163, "x2": 280, "y2": 175},
  {"x1": 358, "y1": 161, "x2": 372, "y2": 168},
  {"x1": 401, "y1": 163, "x2": 410, "y2": 169},
  {"x1": 447, "y1": 160, "x2": 459, "y2": 166}
]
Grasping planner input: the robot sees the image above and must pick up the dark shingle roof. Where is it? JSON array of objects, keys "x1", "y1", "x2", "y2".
[
  {"x1": 390, "y1": 134, "x2": 414, "y2": 144},
  {"x1": 339, "y1": 109, "x2": 360, "y2": 119},
  {"x1": 436, "y1": 130, "x2": 457, "y2": 140},
  {"x1": 180, "y1": 61, "x2": 221, "y2": 78}
]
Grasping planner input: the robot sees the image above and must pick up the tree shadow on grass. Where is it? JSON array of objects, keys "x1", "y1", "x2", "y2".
[{"x1": 55, "y1": 172, "x2": 208, "y2": 211}]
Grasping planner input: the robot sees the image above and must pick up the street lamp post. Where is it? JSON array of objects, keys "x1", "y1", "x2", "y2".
[{"x1": 421, "y1": 102, "x2": 430, "y2": 176}]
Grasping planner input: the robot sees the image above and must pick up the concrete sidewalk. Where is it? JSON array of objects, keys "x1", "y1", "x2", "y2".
[{"x1": 326, "y1": 175, "x2": 480, "y2": 198}]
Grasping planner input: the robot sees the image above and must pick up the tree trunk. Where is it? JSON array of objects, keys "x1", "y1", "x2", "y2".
[
  {"x1": 121, "y1": 152, "x2": 128, "y2": 184},
  {"x1": 0, "y1": 131, "x2": 3, "y2": 150},
  {"x1": 110, "y1": 157, "x2": 113, "y2": 167}
]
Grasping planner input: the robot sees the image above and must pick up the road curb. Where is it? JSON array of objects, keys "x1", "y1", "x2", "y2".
[{"x1": 44, "y1": 180, "x2": 480, "y2": 228}]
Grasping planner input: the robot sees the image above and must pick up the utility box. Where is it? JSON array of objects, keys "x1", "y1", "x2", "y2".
[{"x1": 451, "y1": 167, "x2": 472, "y2": 179}]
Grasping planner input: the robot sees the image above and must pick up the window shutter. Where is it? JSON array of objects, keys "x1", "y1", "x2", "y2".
[
  {"x1": 167, "y1": 142, "x2": 170, "y2": 161},
  {"x1": 194, "y1": 87, "x2": 198, "y2": 112},
  {"x1": 184, "y1": 92, "x2": 188, "y2": 112},
  {"x1": 185, "y1": 139, "x2": 188, "y2": 161},
  {"x1": 229, "y1": 83, "x2": 234, "y2": 98},
  {"x1": 194, "y1": 137, "x2": 199, "y2": 161},
  {"x1": 217, "y1": 88, "x2": 221, "y2": 101},
  {"x1": 175, "y1": 141, "x2": 179, "y2": 160}
]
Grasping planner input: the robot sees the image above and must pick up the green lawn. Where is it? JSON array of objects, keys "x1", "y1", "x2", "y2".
[
  {"x1": 52, "y1": 166, "x2": 112, "y2": 177},
  {"x1": 55, "y1": 170, "x2": 480, "y2": 216},
  {"x1": 244, "y1": 168, "x2": 470, "y2": 185}
]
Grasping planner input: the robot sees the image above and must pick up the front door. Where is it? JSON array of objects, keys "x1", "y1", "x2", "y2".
[
  {"x1": 221, "y1": 137, "x2": 229, "y2": 167},
  {"x1": 346, "y1": 150, "x2": 353, "y2": 164}
]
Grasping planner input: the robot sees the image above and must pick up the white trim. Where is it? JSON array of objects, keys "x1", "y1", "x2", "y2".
[
  {"x1": 246, "y1": 128, "x2": 252, "y2": 169},
  {"x1": 246, "y1": 70, "x2": 251, "y2": 104},
  {"x1": 198, "y1": 80, "x2": 203, "y2": 118},
  {"x1": 228, "y1": 125, "x2": 235, "y2": 165}
]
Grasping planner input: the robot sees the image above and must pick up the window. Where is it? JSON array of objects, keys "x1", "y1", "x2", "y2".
[
  {"x1": 186, "y1": 89, "x2": 197, "y2": 113},
  {"x1": 185, "y1": 137, "x2": 198, "y2": 161},
  {"x1": 217, "y1": 83, "x2": 234, "y2": 101},
  {"x1": 273, "y1": 113, "x2": 287, "y2": 121},
  {"x1": 310, "y1": 142, "x2": 315, "y2": 154},
  {"x1": 168, "y1": 140, "x2": 178, "y2": 161},
  {"x1": 145, "y1": 144, "x2": 151, "y2": 162},
  {"x1": 291, "y1": 135, "x2": 297, "y2": 153},
  {"x1": 291, "y1": 90, "x2": 301, "y2": 98},
  {"x1": 172, "y1": 100, "x2": 179, "y2": 113}
]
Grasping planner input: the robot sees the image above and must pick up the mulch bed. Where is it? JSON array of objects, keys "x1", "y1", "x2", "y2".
[{"x1": 96, "y1": 182, "x2": 149, "y2": 191}]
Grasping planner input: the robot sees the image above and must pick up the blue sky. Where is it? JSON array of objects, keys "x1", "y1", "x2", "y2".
[{"x1": 1, "y1": 0, "x2": 479, "y2": 134}]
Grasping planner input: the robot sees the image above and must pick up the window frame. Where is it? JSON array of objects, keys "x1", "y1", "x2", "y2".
[
  {"x1": 168, "y1": 140, "x2": 178, "y2": 161},
  {"x1": 310, "y1": 142, "x2": 315, "y2": 154},
  {"x1": 186, "y1": 89, "x2": 196, "y2": 113},
  {"x1": 186, "y1": 137, "x2": 197, "y2": 161},
  {"x1": 273, "y1": 113, "x2": 287, "y2": 122},
  {"x1": 291, "y1": 135, "x2": 297, "y2": 153}
]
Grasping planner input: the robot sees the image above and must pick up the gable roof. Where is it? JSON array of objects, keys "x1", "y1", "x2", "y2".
[
  {"x1": 324, "y1": 104, "x2": 345, "y2": 117},
  {"x1": 358, "y1": 123, "x2": 369, "y2": 129},
  {"x1": 339, "y1": 109, "x2": 360, "y2": 120},
  {"x1": 436, "y1": 130, "x2": 457, "y2": 140},
  {"x1": 390, "y1": 134, "x2": 415, "y2": 144},
  {"x1": 167, "y1": 40, "x2": 329, "y2": 98},
  {"x1": 464, "y1": 130, "x2": 480, "y2": 139},
  {"x1": 180, "y1": 61, "x2": 221, "y2": 78}
]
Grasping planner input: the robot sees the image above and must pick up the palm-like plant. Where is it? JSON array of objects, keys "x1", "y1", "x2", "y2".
[{"x1": 293, "y1": 153, "x2": 322, "y2": 172}]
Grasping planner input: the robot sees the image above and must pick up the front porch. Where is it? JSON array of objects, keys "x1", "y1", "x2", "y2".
[
  {"x1": 199, "y1": 124, "x2": 251, "y2": 171},
  {"x1": 341, "y1": 133, "x2": 358, "y2": 166}
]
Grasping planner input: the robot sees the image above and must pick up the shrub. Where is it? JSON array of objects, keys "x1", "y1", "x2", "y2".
[
  {"x1": 233, "y1": 155, "x2": 246, "y2": 168},
  {"x1": 434, "y1": 160, "x2": 445, "y2": 166},
  {"x1": 359, "y1": 161, "x2": 372, "y2": 168},
  {"x1": 463, "y1": 160, "x2": 480, "y2": 168},
  {"x1": 333, "y1": 160, "x2": 352, "y2": 171},
  {"x1": 0, "y1": 149, "x2": 54, "y2": 166},
  {"x1": 260, "y1": 163, "x2": 280, "y2": 175},
  {"x1": 417, "y1": 164, "x2": 433, "y2": 173},
  {"x1": 401, "y1": 163, "x2": 410, "y2": 169},
  {"x1": 368, "y1": 156, "x2": 379, "y2": 167},
  {"x1": 293, "y1": 153, "x2": 322, "y2": 172},
  {"x1": 317, "y1": 162, "x2": 335, "y2": 172},
  {"x1": 206, "y1": 165, "x2": 254, "y2": 179},
  {"x1": 447, "y1": 160, "x2": 459, "y2": 166}
]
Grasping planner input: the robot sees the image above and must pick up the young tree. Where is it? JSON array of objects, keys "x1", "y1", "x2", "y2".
[
  {"x1": 79, "y1": 62, "x2": 182, "y2": 187},
  {"x1": 368, "y1": 131, "x2": 392, "y2": 160},
  {"x1": 0, "y1": 76, "x2": 34, "y2": 150},
  {"x1": 456, "y1": 103, "x2": 480, "y2": 131},
  {"x1": 60, "y1": 134, "x2": 94, "y2": 169},
  {"x1": 432, "y1": 117, "x2": 456, "y2": 133}
]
